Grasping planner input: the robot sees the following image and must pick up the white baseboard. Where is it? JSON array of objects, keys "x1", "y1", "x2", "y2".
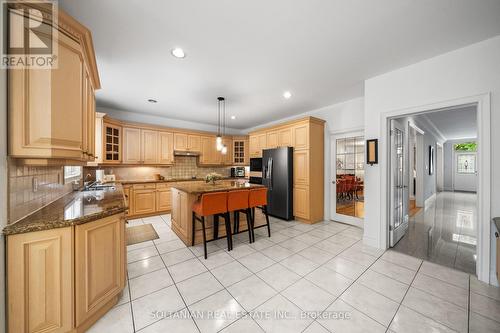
[{"x1": 424, "y1": 193, "x2": 437, "y2": 209}]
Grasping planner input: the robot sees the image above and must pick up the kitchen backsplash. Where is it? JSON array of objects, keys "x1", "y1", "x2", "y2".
[
  {"x1": 84, "y1": 156, "x2": 231, "y2": 181},
  {"x1": 8, "y1": 159, "x2": 74, "y2": 224}
]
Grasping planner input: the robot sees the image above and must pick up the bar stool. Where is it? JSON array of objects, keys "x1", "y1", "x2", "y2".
[
  {"x1": 192, "y1": 191, "x2": 232, "y2": 259},
  {"x1": 249, "y1": 187, "x2": 271, "y2": 239},
  {"x1": 227, "y1": 190, "x2": 253, "y2": 244}
]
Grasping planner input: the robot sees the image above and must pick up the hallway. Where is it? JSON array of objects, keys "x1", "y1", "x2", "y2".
[{"x1": 393, "y1": 191, "x2": 476, "y2": 274}]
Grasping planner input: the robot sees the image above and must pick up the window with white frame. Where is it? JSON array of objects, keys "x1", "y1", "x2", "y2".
[{"x1": 64, "y1": 166, "x2": 82, "y2": 183}]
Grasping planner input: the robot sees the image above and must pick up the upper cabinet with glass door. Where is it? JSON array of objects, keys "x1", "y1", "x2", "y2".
[{"x1": 8, "y1": 3, "x2": 100, "y2": 163}]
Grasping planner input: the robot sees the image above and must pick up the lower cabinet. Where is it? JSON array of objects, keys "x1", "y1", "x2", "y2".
[
  {"x1": 293, "y1": 185, "x2": 310, "y2": 220},
  {"x1": 7, "y1": 227, "x2": 73, "y2": 333},
  {"x1": 133, "y1": 188, "x2": 156, "y2": 215},
  {"x1": 171, "y1": 188, "x2": 189, "y2": 240},
  {"x1": 126, "y1": 182, "x2": 175, "y2": 217},
  {"x1": 7, "y1": 213, "x2": 126, "y2": 333},
  {"x1": 157, "y1": 186, "x2": 172, "y2": 212},
  {"x1": 75, "y1": 214, "x2": 126, "y2": 327}
]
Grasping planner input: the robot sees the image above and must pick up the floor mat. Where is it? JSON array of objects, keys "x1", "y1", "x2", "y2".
[{"x1": 126, "y1": 223, "x2": 159, "y2": 245}]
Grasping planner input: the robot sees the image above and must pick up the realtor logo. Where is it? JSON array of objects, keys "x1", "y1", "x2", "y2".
[{"x1": 1, "y1": 0, "x2": 58, "y2": 68}]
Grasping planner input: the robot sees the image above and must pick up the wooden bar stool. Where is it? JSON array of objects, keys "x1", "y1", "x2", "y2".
[
  {"x1": 227, "y1": 190, "x2": 253, "y2": 244},
  {"x1": 192, "y1": 191, "x2": 231, "y2": 259},
  {"x1": 249, "y1": 187, "x2": 271, "y2": 239}
]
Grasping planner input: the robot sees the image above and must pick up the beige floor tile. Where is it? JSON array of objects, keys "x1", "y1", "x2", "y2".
[
  {"x1": 282, "y1": 278, "x2": 336, "y2": 312},
  {"x1": 129, "y1": 268, "x2": 174, "y2": 300},
  {"x1": 189, "y1": 290, "x2": 244, "y2": 333},
  {"x1": 370, "y1": 259, "x2": 416, "y2": 284},
  {"x1": 341, "y1": 282, "x2": 399, "y2": 327},
  {"x1": 87, "y1": 302, "x2": 134, "y2": 333},
  {"x1": 389, "y1": 305, "x2": 456, "y2": 333},
  {"x1": 381, "y1": 250, "x2": 422, "y2": 271},
  {"x1": 256, "y1": 263, "x2": 301, "y2": 291},
  {"x1": 176, "y1": 272, "x2": 223, "y2": 305},
  {"x1": 358, "y1": 269, "x2": 409, "y2": 303},
  {"x1": 419, "y1": 261, "x2": 469, "y2": 290},
  {"x1": 168, "y1": 258, "x2": 207, "y2": 283},
  {"x1": 227, "y1": 275, "x2": 277, "y2": 311},
  {"x1": 139, "y1": 309, "x2": 198, "y2": 333},
  {"x1": 237, "y1": 252, "x2": 276, "y2": 273},
  {"x1": 318, "y1": 299, "x2": 386, "y2": 333},
  {"x1": 127, "y1": 255, "x2": 165, "y2": 279},
  {"x1": 210, "y1": 260, "x2": 253, "y2": 287},
  {"x1": 325, "y1": 256, "x2": 367, "y2": 279},
  {"x1": 469, "y1": 311, "x2": 500, "y2": 333},
  {"x1": 412, "y1": 272, "x2": 468, "y2": 308},
  {"x1": 470, "y1": 276, "x2": 500, "y2": 301},
  {"x1": 470, "y1": 292, "x2": 500, "y2": 323},
  {"x1": 280, "y1": 253, "x2": 319, "y2": 276},
  {"x1": 254, "y1": 294, "x2": 314, "y2": 333},
  {"x1": 305, "y1": 266, "x2": 353, "y2": 296},
  {"x1": 402, "y1": 287, "x2": 468, "y2": 333}
]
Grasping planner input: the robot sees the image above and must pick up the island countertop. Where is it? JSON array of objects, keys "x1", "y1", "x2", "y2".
[
  {"x1": 3, "y1": 184, "x2": 127, "y2": 236},
  {"x1": 171, "y1": 180, "x2": 264, "y2": 195}
]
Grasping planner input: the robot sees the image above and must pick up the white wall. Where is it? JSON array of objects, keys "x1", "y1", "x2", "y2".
[
  {"x1": 443, "y1": 138, "x2": 477, "y2": 191},
  {"x1": 98, "y1": 106, "x2": 244, "y2": 135},
  {"x1": 245, "y1": 97, "x2": 365, "y2": 223},
  {"x1": 364, "y1": 35, "x2": 500, "y2": 284}
]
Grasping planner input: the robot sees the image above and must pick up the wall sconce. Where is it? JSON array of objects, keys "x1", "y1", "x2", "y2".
[{"x1": 366, "y1": 139, "x2": 378, "y2": 165}]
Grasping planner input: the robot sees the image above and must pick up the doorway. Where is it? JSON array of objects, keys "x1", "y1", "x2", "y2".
[
  {"x1": 330, "y1": 131, "x2": 364, "y2": 227},
  {"x1": 388, "y1": 104, "x2": 480, "y2": 275}
]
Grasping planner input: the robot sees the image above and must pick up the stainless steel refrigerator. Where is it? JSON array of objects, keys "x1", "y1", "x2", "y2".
[{"x1": 262, "y1": 147, "x2": 293, "y2": 220}]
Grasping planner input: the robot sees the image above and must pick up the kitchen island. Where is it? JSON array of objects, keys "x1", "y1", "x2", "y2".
[{"x1": 170, "y1": 180, "x2": 265, "y2": 245}]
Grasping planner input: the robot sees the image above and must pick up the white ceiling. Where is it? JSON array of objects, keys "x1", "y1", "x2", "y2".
[
  {"x1": 60, "y1": 0, "x2": 500, "y2": 129},
  {"x1": 415, "y1": 105, "x2": 477, "y2": 141}
]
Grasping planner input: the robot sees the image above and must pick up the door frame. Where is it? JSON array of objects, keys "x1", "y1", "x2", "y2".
[
  {"x1": 330, "y1": 129, "x2": 365, "y2": 227},
  {"x1": 379, "y1": 93, "x2": 490, "y2": 283}
]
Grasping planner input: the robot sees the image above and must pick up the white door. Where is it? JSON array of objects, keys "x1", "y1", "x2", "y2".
[
  {"x1": 389, "y1": 119, "x2": 409, "y2": 247},
  {"x1": 454, "y1": 152, "x2": 477, "y2": 192},
  {"x1": 330, "y1": 131, "x2": 364, "y2": 227}
]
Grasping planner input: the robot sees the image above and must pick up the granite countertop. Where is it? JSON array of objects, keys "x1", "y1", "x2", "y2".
[
  {"x1": 171, "y1": 180, "x2": 264, "y2": 194},
  {"x1": 3, "y1": 184, "x2": 127, "y2": 236},
  {"x1": 118, "y1": 177, "x2": 247, "y2": 185}
]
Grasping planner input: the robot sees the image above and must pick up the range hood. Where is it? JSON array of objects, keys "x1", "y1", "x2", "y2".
[{"x1": 174, "y1": 150, "x2": 200, "y2": 156}]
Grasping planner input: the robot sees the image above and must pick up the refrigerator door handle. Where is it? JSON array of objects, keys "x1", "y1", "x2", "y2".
[{"x1": 269, "y1": 157, "x2": 273, "y2": 190}]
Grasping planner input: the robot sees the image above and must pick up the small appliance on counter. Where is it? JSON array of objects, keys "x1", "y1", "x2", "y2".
[
  {"x1": 249, "y1": 157, "x2": 262, "y2": 184},
  {"x1": 230, "y1": 167, "x2": 246, "y2": 178}
]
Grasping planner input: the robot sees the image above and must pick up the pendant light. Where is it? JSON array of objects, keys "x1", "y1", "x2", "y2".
[{"x1": 216, "y1": 97, "x2": 224, "y2": 151}]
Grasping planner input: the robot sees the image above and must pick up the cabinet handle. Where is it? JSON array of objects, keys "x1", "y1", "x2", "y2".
[{"x1": 496, "y1": 232, "x2": 499, "y2": 238}]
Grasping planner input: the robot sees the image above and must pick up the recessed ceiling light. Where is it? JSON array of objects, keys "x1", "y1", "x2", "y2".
[
  {"x1": 230, "y1": 115, "x2": 236, "y2": 120},
  {"x1": 171, "y1": 48, "x2": 186, "y2": 58},
  {"x1": 283, "y1": 91, "x2": 292, "y2": 99},
  {"x1": 148, "y1": 99, "x2": 157, "y2": 103}
]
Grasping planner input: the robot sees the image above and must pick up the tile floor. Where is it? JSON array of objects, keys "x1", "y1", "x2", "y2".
[
  {"x1": 393, "y1": 191, "x2": 477, "y2": 274},
  {"x1": 87, "y1": 213, "x2": 500, "y2": 333}
]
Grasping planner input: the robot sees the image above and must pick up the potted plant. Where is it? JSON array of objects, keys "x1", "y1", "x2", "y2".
[{"x1": 205, "y1": 172, "x2": 223, "y2": 185}]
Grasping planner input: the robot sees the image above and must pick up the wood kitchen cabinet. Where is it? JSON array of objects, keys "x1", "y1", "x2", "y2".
[
  {"x1": 233, "y1": 137, "x2": 249, "y2": 165},
  {"x1": 278, "y1": 128, "x2": 293, "y2": 147},
  {"x1": 156, "y1": 183, "x2": 173, "y2": 211},
  {"x1": 102, "y1": 121, "x2": 122, "y2": 164},
  {"x1": 132, "y1": 186, "x2": 157, "y2": 215},
  {"x1": 7, "y1": 227, "x2": 74, "y2": 333},
  {"x1": 8, "y1": 4, "x2": 100, "y2": 163},
  {"x1": 122, "y1": 127, "x2": 142, "y2": 164},
  {"x1": 158, "y1": 131, "x2": 174, "y2": 164},
  {"x1": 174, "y1": 133, "x2": 201, "y2": 152},
  {"x1": 142, "y1": 130, "x2": 159, "y2": 164},
  {"x1": 200, "y1": 136, "x2": 218, "y2": 165},
  {"x1": 249, "y1": 117, "x2": 325, "y2": 223},
  {"x1": 75, "y1": 214, "x2": 126, "y2": 327},
  {"x1": 7, "y1": 213, "x2": 126, "y2": 333},
  {"x1": 266, "y1": 131, "x2": 278, "y2": 149}
]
